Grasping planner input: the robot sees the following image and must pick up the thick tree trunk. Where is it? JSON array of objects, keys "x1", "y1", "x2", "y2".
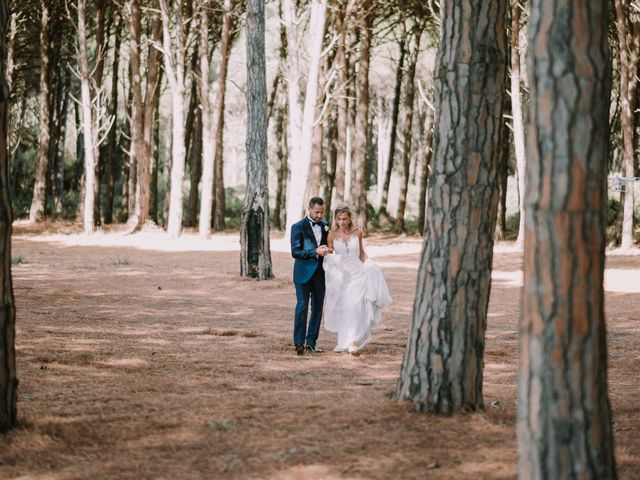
[
  {"x1": 352, "y1": 2, "x2": 373, "y2": 232},
  {"x1": 212, "y1": 0, "x2": 236, "y2": 232},
  {"x1": 78, "y1": 0, "x2": 98, "y2": 234},
  {"x1": 29, "y1": 4, "x2": 50, "y2": 222},
  {"x1": 518, "y1": 0, "x2": 618, "y2": 477},
  {"x1": 282, "y1": 0, "x2": 327, "y2": 239},
  {"x1": 395, "y1": 22, "x2": 423, "y2": 234},
  {"x1": 323, "y1": 105, "x2": 338, "y2": 216},
  {"x1": 160, "y1": 0, "x2": 188, "y2": 239},
  {"x1": 613, "y1": 0, "x2": 640, "y2": 249},
  {"x1": 104, "y1": 15, "x2": 121, "y2": 225},
  {"x1": 242, "y1": 0, "x2": 273, "y2": 279},
  {"x1": 511, "y1": 0, "x2": 527, "y2": 248},
  {"x1": 0, "y1": 0, "x2": 17, "y2": 433},
  {"x1": 417, "y1": 101, "x2": 434, "y2": 236},
  {"x1": 379, "y1": 26, "x2": 407, "y2": 218},
  {"x1": 395, "y1": 0, "x2": 508, "y2": 414}
]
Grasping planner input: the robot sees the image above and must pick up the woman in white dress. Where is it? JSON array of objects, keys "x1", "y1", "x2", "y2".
[{"x1": 323, "y1": 205, "x2": 393, "y2": 355}]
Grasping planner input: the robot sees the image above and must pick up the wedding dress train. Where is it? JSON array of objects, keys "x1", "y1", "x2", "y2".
[{"x1": 323, "y1": 235, "x2": 392, "y2": 352}]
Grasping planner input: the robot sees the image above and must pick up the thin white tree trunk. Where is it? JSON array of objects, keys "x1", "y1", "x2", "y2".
[
  {"x1": 512, "y1": 0, "x2": 526, "y2": 248},
  {"x1": 198, "y1": 2, "x2": 215, "y2": 238},
  {"x1": 78, "y1": 0, "x2": 97, "y2": 234},
  {"x1": 344, "y1": 126, "x2": 352, "y2": 203},
  {"x1": 376, "y1": 97, "x2": 390, "y2": 209},
  {"x1": 283, "y1": 0, "x2": 327, "y2": 240},
  {"x1": 160, "y1": 0, "x2": 187, "y2": 239}
]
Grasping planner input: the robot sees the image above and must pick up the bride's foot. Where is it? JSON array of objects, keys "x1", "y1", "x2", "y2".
[{"x1": 348, "y1": 342, "x2": 360, "y2": 356}]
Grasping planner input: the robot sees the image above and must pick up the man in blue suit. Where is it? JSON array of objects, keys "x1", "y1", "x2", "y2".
[{"x1": 290, "y1": 196, "x2": 333, "y2": 355}]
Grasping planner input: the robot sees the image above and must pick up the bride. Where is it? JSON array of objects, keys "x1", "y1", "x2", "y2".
[{"x1": 323, "y1": 205, "x2": 392, "y2": 355}]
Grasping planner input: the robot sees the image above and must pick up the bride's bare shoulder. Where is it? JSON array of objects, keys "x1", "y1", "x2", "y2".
[{"x1": 353, "y1": 227, "x2": 363, "y2": 238}]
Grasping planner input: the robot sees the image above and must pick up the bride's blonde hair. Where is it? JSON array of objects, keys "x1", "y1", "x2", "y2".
[{"x1": 332, "y1": 204, "x2": 354, "y2": 230}]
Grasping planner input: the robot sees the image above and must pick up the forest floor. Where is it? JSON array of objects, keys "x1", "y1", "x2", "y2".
[{"x1": 2, "y1": 221, "x2": 639, "y2": 480}]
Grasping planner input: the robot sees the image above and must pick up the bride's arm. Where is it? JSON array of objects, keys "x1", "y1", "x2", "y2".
[
  {"x1": 356, "y1": 229, "x2": 367, "y2": 262},
  {"x1": 327, "y1": 231, "x2": 335, "y2": 252}
]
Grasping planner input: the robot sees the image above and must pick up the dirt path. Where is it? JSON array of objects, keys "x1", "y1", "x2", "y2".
[{"x1": 2, "y1": 228, "x2": 638, "y2": 479}]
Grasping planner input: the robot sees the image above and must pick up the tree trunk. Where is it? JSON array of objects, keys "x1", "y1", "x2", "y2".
[
  {"x1": 379, "y1": 25, "x2": 407, "y2": 218},
  {"x1": 395, "y1": 22, "x2": 423, "y2": 234},
  {"x1": 185, "y1": 74, "x2": 201, "y2": 228},
  {"x1": 495, "y1": 90, "x2": 511, "y2": 241},
  {"x1": 352, "y1": 2, "x2": 374, "y2": 232},
  {"x1": 119, "y1": 83, "x2": 133, "y2": 223},
  {"x1": 273, "y1": 85, "x2": 288, "y2": 230},
  {"x1": 0, "y1": 0, "x2": 17, "y2": 433},
  {"x1": 333, "y1": 1, "x2": 349, "y2": 204},
  {"x1": 28, "y1": 3, "x2": 50, "y2": 222},
  {"x1": 282, "y1": 0, "x2": 328, "y2": 239},
  {"x1": 518, "y1": 0, "x2": 617, "y2": 477},
  {"x1": 78, "y1": 0, "x2": 98, "y2": 234},
  {"x1": 242, "y1": 0, "x2": 273, "y2": 279},
  {"x1": 128, "y1": 0, "x2": 147, "y2": 230},
  {"x1": 160, "y1": 0, "x2": 188, "y2": 239},
  {"x1": 143, "y1": 15, "x2": 163, "y2": 226},
  {"x1": 198, "y1": 1, "x2": 214, "y2": 238},
  {"x1": 417, "y1": 101, "x2": 435, "y2": 236},
  {"x1": 150, "y1": 98, "x2": 161, "y2": 224},
  {"x1": 323, "y1": 105, "x2": 338, "y2": 216},
  {"x1": 212, "y1": 0, "x2": 236, "y2": 232},
  {"x1": 104, "y1": 14, "x2": 121, "y2": 225},
  {"x1": 92, "y1": 0, "x2": 107, "y2": 226},
  {"x1": 613, "y1": 0, "x2": 640, "y2": 249},
  {"x1": 395, "y1": 0, "x2": 508, "y2": 414},
  {"x1": 511, "y1": 0, "x2": 527, "y2": 248}
]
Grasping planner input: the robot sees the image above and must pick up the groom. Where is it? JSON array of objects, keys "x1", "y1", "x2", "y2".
[{"x1": 290, "y1": 196, "x2": 332, "y2": 355}]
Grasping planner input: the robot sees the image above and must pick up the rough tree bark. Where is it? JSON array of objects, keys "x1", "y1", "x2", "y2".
[
  {"x1": 0, "y1": 0, "x2": 17, "y2": 433},
  {"x1": 28, "y1": 3, "x2": 50, "y2": 222},
  {"x1": 352, "y1": 1, "x2": 374, "y2": 232},
  {"x1": 241, "y1": 0, "x2": 273, "y2": 280},
  {"x1": 395, "y1": 20, "x2": 423, "y2": 234},
  {"x1": 395, "y1": 0, "x2": 508, "y2": 414},
  {"x1": 518, "y1": 0, "x2": 618, "y2": 477}
]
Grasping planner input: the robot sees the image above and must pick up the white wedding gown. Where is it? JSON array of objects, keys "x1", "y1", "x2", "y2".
[{"x1": 323, "y1": 235, "x2": 393, "y2": 352}]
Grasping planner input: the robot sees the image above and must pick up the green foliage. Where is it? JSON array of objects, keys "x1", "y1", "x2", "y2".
[
  {"x1": 224, "y1": 186, "x2": 245, "y2": 229},
  {"x1": 11, "y1": 255, "x2": 26, "y2": 265}
]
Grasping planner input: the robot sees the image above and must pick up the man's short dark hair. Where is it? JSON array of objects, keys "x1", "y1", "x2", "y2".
[{"x1": 308, "y1": 196, "x2": 325, "y2": 208}]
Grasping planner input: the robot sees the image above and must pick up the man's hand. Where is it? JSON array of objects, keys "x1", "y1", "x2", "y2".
[{"x1": 316, "y1": 245, "x2": 333, "y2": 256}]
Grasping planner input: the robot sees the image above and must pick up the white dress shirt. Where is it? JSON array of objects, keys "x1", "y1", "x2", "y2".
[{"x1": 307, "y1": 216, "x2": 322, "y2": 245}]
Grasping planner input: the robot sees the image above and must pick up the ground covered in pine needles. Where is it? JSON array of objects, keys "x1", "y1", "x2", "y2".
[{"x1": 2, "y1": 221, "x2": 639, "y2": 479}]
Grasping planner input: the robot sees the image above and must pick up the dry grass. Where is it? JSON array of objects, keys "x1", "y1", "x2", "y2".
[{"x1": 1, "y1": 224, "x2": 639, "y2": 479}]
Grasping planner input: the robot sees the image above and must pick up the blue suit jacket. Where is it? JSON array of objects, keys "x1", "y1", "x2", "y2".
[{"x1": 291, "y1": 217, "x2": 329, "y2": 284}]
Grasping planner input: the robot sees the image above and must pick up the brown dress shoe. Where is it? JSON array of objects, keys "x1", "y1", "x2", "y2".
[{"x1": 295, "y1": 344, "x2": 305, "y2": 355}]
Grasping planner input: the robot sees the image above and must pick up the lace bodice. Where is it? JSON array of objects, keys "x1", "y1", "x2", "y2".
[{"x1": 332, "y1": 234, "x2": 360, "y2": 259}]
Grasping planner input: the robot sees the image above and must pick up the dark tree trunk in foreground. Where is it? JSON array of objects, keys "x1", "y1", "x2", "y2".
[
  {"x1": 395, "y1": 0, "x2": 508, "y2": 414},
  {"x1": 241, "y1": 0, "x2": 272, "y2": 279},
  {"x1": 518, "y1": 0, "x2": 617, "y2": 478},
  {"x1": 0, "y1": 0, "x2": 18, "y2": 432}
]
